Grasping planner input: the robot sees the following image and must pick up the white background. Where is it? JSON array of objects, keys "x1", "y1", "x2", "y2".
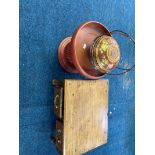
[
  {"x1": 0, "y1": 0, "x2": 155, "y2": 154},
  {"x1": 0, "y1": 1, "x2": 19, "y2": 155},
  {"x1": 136, "y1": 0, "x2": 155, "y2": 154}
]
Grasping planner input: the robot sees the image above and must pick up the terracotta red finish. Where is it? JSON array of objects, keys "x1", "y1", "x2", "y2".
[{"x1": 58, "y1": 21, "x2": 114, "y2": 79}]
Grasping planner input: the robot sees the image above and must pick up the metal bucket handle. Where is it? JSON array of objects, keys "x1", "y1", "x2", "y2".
[{"x1": 106, "y1": 30, "x2": 135, "y2": 76}]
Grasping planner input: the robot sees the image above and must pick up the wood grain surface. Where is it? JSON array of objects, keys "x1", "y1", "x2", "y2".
[{"x1": 63, "y1": 80, "x2": 109, "y2": 155}]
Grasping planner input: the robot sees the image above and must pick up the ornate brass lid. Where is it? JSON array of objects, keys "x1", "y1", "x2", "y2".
[{"x1": 90, "y1": 35, "x2": 120, "y2": 73}]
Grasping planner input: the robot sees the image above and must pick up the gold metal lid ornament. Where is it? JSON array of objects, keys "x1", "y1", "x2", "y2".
[{"x1": 90, "y1": 35, "x2": 120, "y2": 74}]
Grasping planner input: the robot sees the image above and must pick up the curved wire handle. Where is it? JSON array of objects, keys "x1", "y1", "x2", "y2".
[{"x1": 106, "y1": 30, "x2": 135, "y2": 76}]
